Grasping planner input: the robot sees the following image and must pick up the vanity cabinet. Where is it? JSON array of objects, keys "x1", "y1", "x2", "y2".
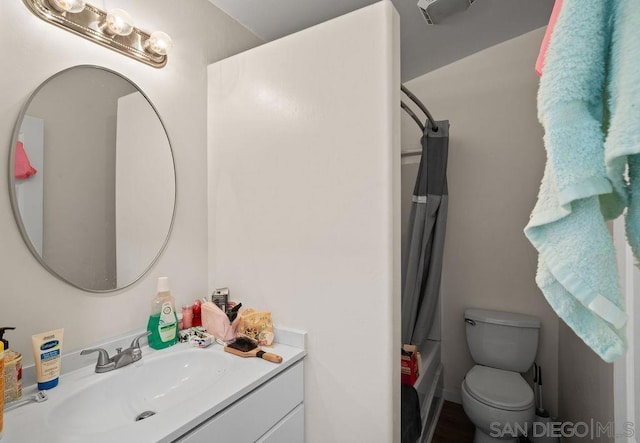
[{"x1": 175, "y1": 362, "x2": 304, "y2": 443}]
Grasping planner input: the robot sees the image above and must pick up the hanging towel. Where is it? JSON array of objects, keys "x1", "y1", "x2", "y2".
[
  {"x1": 535, "y1": 0, "x2": 563, "y2": 77},
  {"x1": 601, "y1": 0, "x2": 640, "y2": 261},
  {"x1": 525, "y1": 0, "x2": 629, "y2": 362},
  {"x1": 14, "y1": 141, "x2": 38, "y2": 179}
]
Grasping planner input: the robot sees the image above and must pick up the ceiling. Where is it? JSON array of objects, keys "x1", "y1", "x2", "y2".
[{"x1": 207, "y1": 0, "x2": 555, "y2": 81}]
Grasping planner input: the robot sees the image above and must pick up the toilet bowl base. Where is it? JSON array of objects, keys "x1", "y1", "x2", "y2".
[
  {"x1": 461, "y1": 380, "x2": 533, "y2": 443},
  {"x1": 473, "y1": 428, "x2": 518, "y2": 443}
]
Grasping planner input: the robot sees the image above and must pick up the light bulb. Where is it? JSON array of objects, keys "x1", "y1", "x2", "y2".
[
  {"x1": 105, "y1": 9, "x2": 134, "y2": 36},
  {"x1": 144, "y1": 31, "x2": 173, "y2": 56},
  {"x1": 48, "y1": 0, "x2": 86, "y2": 13}
]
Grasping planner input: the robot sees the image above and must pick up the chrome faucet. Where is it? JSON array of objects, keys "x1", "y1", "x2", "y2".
[{"x1": 81, "y1": 331, "x2": 151, "y2": 373}]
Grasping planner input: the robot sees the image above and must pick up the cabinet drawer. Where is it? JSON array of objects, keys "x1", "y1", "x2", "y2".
[
  {"x1": 176, "y1": 362, "x2": 303, "y2": 443},
  {"x1": 256, "y1": 403, "x2": 304, "y2": 443}
]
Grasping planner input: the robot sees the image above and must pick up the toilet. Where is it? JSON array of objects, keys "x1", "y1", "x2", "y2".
[{"x1": 461, "y1": 308, "x2": 541, "y2": 443}]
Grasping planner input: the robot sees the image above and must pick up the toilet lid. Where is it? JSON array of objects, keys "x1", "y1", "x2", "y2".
[{"x1": 464, "y1": 365, "x2": 534, "y2": 411}]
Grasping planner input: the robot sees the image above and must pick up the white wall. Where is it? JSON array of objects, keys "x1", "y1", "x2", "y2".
[
  {"x1": 558, "y1": 322, "x2": 613, "y2": 443},
  {"x1": 614, "y1": 218, "x2": 639, "y2": 443},
  {"x1": 402, "y1": 28, "x2": 560, "y2": 415},
  {"x1": 208, "y1": 2, "x2": 401, "y2": 442},
  {"x1": 0, "y1": 0, "x2": 261, "y2": 365}
]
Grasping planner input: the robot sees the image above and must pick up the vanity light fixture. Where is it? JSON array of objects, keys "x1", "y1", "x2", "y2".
[
  {"x1": 144, "y1": 31, "x2": 173, "y2": 57},
  {"x1": 48, "y1": 0, "x2": 86, "y2": 13},
  {"x1": 104, "y1": 8, "x2": 134, "y2": 36},
  {"x1": 22, "y1": 0, "x2": 171, "y2": 68}
]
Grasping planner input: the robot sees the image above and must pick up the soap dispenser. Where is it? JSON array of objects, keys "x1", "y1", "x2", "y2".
[
  {"x1": 0, "y1": 327, "x2": 22, "y2": 403},
  {"x1": 147, "y1": 277, "x2": 178, "y2": 349}
]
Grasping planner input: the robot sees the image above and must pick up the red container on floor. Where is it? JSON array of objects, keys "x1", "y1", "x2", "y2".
[{"x1": 401, "y1": 344, "x2": 419, "y2": 385}]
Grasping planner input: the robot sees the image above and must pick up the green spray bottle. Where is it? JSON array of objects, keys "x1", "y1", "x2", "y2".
[{"x1": 147, "y1": 277, "x2": 178, "y2": 349}]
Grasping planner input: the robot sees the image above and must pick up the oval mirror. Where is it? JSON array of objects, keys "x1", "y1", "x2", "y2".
[{"x1": 9, "y1": 66, "x2": 176, "y2": 292}]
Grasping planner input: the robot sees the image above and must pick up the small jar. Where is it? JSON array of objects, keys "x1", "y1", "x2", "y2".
[
  {"x1": 177, "y1": 312, "x2": 184, "y2": 330},
  {"x1": 192, "y1": 300, "x2": 202, "y2": 327},
  {"x1": 182, "y1": 305, "x2": 193, "y2": 329}
]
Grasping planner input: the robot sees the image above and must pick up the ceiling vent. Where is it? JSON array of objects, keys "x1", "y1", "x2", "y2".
[{"x1": 417, "y1": 0, "x2": 476, "y2": 25}]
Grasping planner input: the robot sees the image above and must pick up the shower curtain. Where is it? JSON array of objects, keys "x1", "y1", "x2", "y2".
[{"x1": 401, "y1": 120, "x2": 450, "y2": 347}]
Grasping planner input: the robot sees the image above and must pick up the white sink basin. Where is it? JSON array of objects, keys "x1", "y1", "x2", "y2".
[
  {"x1": 48, "y1": 346, "x2": 234, "y2": 435},
  {"x1": 4, "y1": 333, "x2": 305, "y2": 443}
]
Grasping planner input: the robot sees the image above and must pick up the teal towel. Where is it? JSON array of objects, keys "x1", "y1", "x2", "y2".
[
  {"x1": 525, "y1": 0, "x2": 640, "y2": 362},
  {"x1": 603, "y1": 0, "x2": 640, "y2": 261}
]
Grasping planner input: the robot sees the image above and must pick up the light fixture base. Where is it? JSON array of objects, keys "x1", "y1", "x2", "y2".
[{"x1": 23, "y1": 0, "x2": 167, "y2": 68}]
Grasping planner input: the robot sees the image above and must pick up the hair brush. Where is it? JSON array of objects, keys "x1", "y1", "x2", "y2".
[{"x1": 224, "y1": 335, "x2": 282, "y2": 363}]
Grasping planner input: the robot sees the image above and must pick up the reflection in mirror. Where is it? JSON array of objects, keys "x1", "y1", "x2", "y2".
[{"x1": 9, "y1": 66, "x2": 175, "y2": 292}]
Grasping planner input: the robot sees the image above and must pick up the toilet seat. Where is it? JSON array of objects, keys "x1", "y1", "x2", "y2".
[{"x1": 463, "y1": 365, "x2": 534, "y2": 411}]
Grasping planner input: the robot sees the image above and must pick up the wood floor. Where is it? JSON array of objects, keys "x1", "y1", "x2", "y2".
[{"x1": 431, "y1": 401, "x2": 475, "y2": 443}]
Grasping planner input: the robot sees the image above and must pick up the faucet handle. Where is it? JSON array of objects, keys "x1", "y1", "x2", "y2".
[
  {"x1": 80, "y1": 348, "x2": 111, "y2": 367},
  {"x1": 131, "y1": 331, "x2": 152, "y2": 349}
]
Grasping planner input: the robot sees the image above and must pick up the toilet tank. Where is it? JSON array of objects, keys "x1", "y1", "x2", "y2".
[{"x1": 465, "y1": 308, "x2": 541, "y2": 373}]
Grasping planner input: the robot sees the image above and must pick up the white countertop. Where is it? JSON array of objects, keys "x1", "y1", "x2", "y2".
[{"x1": 4, "y1": 331, "x2": 306, "y2": 443}]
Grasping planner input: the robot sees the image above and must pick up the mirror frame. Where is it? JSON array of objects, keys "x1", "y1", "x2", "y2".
[{"x1": 8, "y1": 65, "x2": 177, "y2": 293}]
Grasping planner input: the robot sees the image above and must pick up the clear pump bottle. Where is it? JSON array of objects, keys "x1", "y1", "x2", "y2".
[{"x1": 147, "y1": 277, "x2": 178, "y2": 349}]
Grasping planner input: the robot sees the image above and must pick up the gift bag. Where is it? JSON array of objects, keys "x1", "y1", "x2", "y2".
[
  {"x1": 238, "y1": 308, "x2": 274, "y2": 346},
  {"x1": 201, "y1": 301, "x2": 239, "y2": 342}
]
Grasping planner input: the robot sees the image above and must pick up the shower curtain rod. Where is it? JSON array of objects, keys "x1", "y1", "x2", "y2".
[
  {"x1": 401, "y1": 84, "x2": 438, "y2": 158},
  {"x1": 401, "y1": 84, "x2": 438, "y2": 131},
  {"x1": 401, "y1": 100, "x2": 424, "y2": 132}
]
